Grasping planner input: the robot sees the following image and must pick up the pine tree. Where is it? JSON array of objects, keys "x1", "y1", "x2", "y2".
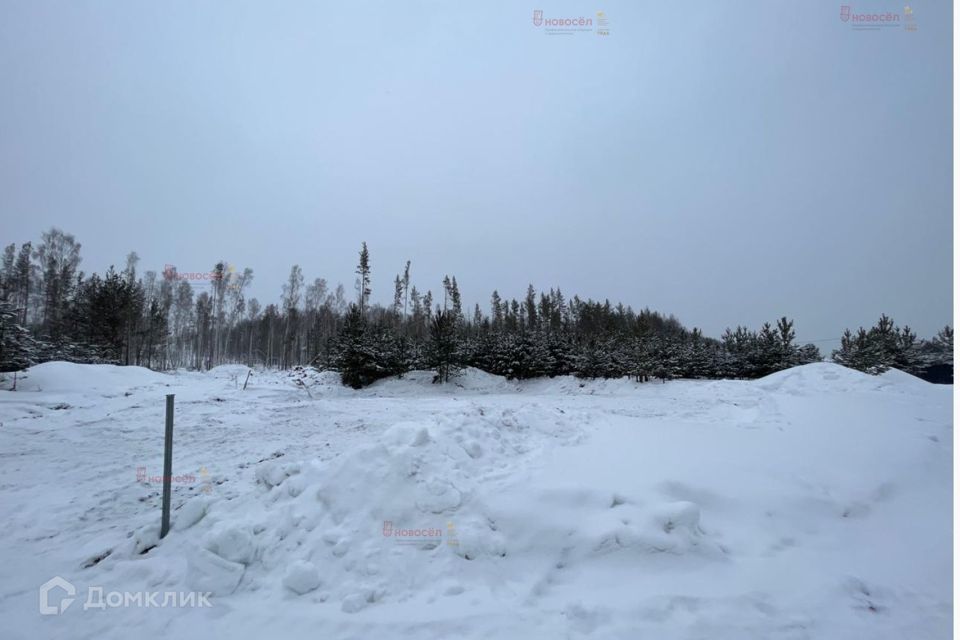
[
  {"x1": 524, "y1": 285, "x2": 538, "y2": 330},
  {"x1": 1, "y1": 244, "x2": 16, "y2": 302},
  {"x1": 427, "y1": 308, "x2": 459, "y2": 383},
  {"x1": 442, "y1": 275, "x2": 451, "y2": 311},
  {"x1": 871, "y1": 314, "x2": 898, "y2": 370},
  {"x1": 833, "y1": 326, "x2": 881, "y2": 373},
  {"x1": 422, "y1": 291, "x2": 433, "y2": 318},
  {"x1": 893, "y1": 325, "x2": 919, "y2": 373},
  {"x1": 0, "y1": 298, "x2": 38, "y2": 376},
  {"x1": 329, "y1": 304, "x2": 398, "y2": 388},
  {"x1": 13, "y1": 242, "x2": 32, "y2": 326},
  {"x1": 832, "y1": 315, "x2": 929, "y2": 376},
  {"x1": 502, "y1": 331, "x2": 552, "y2": 380},
  {"x1": 490, "y1": 290, "x2": 503, "y2": 330},
  {"x1": 356, "y1": 242, "x2": 371, "y2": 315},
  {"x1": 775, "y1": 317, "x2": 795, "y2": 369},
  {"x1": 933, "y1": 326, "x2": 953, "y2": 364},
  {"x1": 402, "y1": 261, "x2": 411, "y2": 319},
  {"x1": 795, "y1": 343, "x2": 822, "y2": 366},
  {"x1": 281, "y1": 265, "x2": 304, "y2": 368},
  {"x1": 684, "y1": 329, "x2": 715, "y2": 379},
  {"x1": 393, "y1": 275, "x2": 403, "y2": 318},
  {"x1": 651, "y1": 336, "x2": 680, "y2": 382},
  {"x1": 35, "y1": 229, "x2": 82, "y2": 344},
  {"x1": 449, "y1": 277, "x2": 462, "y2": 323},
  {"x1": 756, "y1": 322, "x2": 780, "y2": 376},
  {"x1": 409, "y1": 286, "x2": 422, "y2": 338},
  {"x1": 546, "y1": 331, "x2": 576, "y2": 376}
]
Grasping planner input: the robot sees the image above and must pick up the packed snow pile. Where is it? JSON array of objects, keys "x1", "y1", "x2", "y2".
[
  {"x1": 5, "y1": 361, "x2": 171, "y2": 393},
  {"x1": 0, "y1": 363, "x2": 951, "y2": 639},
  {"x1": 755, "y1": 361, "x2": 891, "y2": 394}
]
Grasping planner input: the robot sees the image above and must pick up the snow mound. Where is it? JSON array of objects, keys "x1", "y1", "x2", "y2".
[
  {"x1": 366, "y1": 368, "x2": 519, "y2": 395},
  {"x1": 292, "y1": 368, "x2": 353, "y2": 396},
  {"x1": 10, "y1": 361, "x2": 170, "y2": 393},
  {"x1": 877, "y1": 367, "x2": 933, "y2": 390},
  {"x1": 207, "y1": 364, "x2": 253, "y2": 379},
  {"x1": 755, "y1": 362, "x2": 897, "y2": 395},
  {"x1": 309, "y1": 369, "x2": 346, "y2": 387},
  {"x1": 150, "y1": 405, "x2": 717, "y2": 612},
  {"x1": 451, "y1": 367, "x2": 522, "y2": 393}
]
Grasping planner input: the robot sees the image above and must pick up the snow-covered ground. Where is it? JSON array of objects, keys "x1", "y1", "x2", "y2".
[{"x1": 0, "y1": 362, "x2": 951, "y2": 639}]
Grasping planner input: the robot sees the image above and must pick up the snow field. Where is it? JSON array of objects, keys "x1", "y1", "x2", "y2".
[{"x1": 0, "y1": 362, "x2": 951, "y2": 639}]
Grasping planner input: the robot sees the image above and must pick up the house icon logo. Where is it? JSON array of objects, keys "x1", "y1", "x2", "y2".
[{"x1": 39, "y1": 576, "x2": 76, "y2": 615}]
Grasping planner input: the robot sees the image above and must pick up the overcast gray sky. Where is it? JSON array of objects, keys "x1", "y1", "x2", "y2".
[{"x1": 0, "y1": 1, "x2": 952, "y2": 343}]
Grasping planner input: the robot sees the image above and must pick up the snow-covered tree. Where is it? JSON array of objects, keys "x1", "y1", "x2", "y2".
[{"x1": 0, "y1": 298, "x2": 38, "y2": 375}]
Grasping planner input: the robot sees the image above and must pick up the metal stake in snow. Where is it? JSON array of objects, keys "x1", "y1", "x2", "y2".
[{"x1": 160, "y1": 394, "x2": 174, "y2": 539}]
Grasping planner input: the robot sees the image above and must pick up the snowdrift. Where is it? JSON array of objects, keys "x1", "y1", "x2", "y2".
[{"x1": 9, "y1": 361, "x2": 171, "y2": 393}]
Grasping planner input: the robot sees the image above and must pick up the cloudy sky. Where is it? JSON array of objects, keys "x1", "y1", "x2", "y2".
[{"x1": 0, "y1": 1, "x2": 952, "y2": 343}]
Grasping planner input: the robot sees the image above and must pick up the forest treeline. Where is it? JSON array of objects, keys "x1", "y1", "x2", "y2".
[{"x1": 0, "y1": 229, "x2": 952, "y2": 386}]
